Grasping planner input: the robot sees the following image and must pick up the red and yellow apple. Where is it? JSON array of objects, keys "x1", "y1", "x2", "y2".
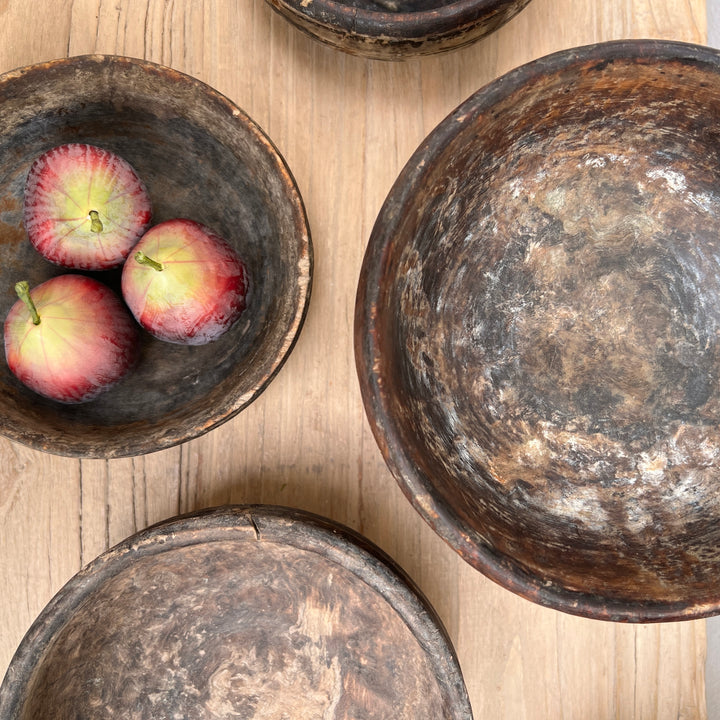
[
  {"x1": 4, "y1": 275, "x2": 140, "y2": 403},
  {"x1": 121, "y1": 219, "x2": 249, "y2": 345},
  {"x1": 23, "y1": 143, "x2": 152, "y2": 270}
]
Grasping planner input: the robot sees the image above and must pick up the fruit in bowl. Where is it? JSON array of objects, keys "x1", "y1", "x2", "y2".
[
  {"x1": 121, "y1": 219, "x2": 249, "y2": 345},
  {"x1": 0, "y1": 55, "x2": 311, "y2": 457},
  {"x1": 6, "y1": 143, "x2": 250, "y2": 406},
  {"x1": 23, "y1": 143, "x2": 152, "y2": 270},
  {"x1": 4, "y1": 275, "x2": 140, "y2": 403}
]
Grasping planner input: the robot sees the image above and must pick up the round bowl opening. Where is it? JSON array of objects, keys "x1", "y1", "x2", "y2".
[
  {"x1": 264, "y1": 0, "x2": 533, "y2": 58},
  {"x1": 0, "y1": 506, "x2": 472, "y2": 719},
  {"x1": 357, "y1": 40, "x2": 720, "y2": 621},
  {"x1": 0, "y1": 56, "x2": 312, "y2": 458}
]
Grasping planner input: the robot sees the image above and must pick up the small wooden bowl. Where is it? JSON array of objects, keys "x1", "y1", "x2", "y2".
[
  {"x1": 264, "y1": 0, "x2": 532, "y2": 59},
  {"x1": 0, "y1": 505, "x2": 473, "y2": 719},
  {"x1": 0, "y1": 56, "x2": 312, "y2": 458},
  {"x1": 355, "y1": 40, "x2": 720, "y2": 621}
]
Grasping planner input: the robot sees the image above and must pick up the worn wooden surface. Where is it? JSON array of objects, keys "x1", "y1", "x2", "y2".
[
  {"x1": 356, "y1": 40, "x2": 720, "y2": 623},
  {"x1": 262, "y1": 0, "x2": 534, "y2": 58},
  {"x1": 0, "y1": 0, "x2": 709, "y2": 718},
  {"x1": 2, "y1": 507, "x2": 473, "y2": 719},
  {"x1": 0, "y1": 55, "x2": 312, "y2": 457}
]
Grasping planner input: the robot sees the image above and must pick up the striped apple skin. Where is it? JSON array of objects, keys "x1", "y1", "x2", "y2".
[
  {"x1": 121, "y1": 219, "x2": 249, "y2": 345},
  {"x1": 4, "y1": 275, "x2": 140, "y2": 403},
  {"x1": 24, "y1": 144, "x2": 152, "y2": 270}
]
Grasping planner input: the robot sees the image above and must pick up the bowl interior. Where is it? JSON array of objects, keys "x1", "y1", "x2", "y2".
[
  {"x1": 0, "y1": 56, "x2": 311, "y2": 458},
  {"x1": 0, "y1": 506, "x2": 472, "y2": 719},
  {"x1": 276, "y1": 0, "x2": 526, "y2": 18},
  {"x1": 264, "y1": 0, "x2": 533, "y2": 58},
  {"x1": 328, "y1": 0, "x2": 457, "y2": 11},
  {"x1": 357, "y1": 41, "x2": 720, "y2": 620}
]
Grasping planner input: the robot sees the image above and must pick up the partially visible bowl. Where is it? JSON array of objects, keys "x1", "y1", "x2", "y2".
[
  {"x1": 355, "y1": 40, "x2": 720, "y2": 621},
  {"x1": 0, "y1": 505, "x2": 473, "y2": 719},
  {"x1": 264, "y1": 0, "x2": 533, "y2": 59},
  {"x1": 0, "y1": 55, "x2": 312, "y2": 458}
]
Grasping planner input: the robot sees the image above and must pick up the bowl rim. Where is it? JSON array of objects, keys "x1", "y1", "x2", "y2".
[
  {"x1": 0, "y1": 504, "x2": 473, "y2": 719},
  {"x1": 0, "y1": 54, "x2": 313, "y2": 459},
  {"x1": 354, "y1": 38, "x2": 720, "y2": 622},
  {"x1": 268, "y1": 0, "x2": 532, "y2": 41}
]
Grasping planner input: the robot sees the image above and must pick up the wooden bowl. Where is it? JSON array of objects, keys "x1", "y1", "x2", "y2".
[
  {"x1": 355, "y1": 40, "x2": 720, "y2": 621},
  {"x1": 0, "y1": 505, "x2": 473, "y2": 719},
  {"x1": 0, "y1": 56, "x2": 312, "y2": 458},
  {"x1": 263, "y1": 0, "x2": 533, "y2": 59}
]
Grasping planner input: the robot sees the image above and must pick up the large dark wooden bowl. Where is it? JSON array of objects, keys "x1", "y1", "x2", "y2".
[
  {"x1": 264, "y1": 0, "x2": 532, "y2": 59},
  {"x1": 355, "y1": 40, "x2": 720, "y2": 622},
  {"x1": 0, "y1": 56, "x2": 312, "y2": 458},
  {"x1": 0, "y1": 505, "x2": 473, "y2": 719}
]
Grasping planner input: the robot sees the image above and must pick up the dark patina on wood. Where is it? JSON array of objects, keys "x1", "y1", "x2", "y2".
[
  {"x1": 355, "y1": 40, "x2": 720, "y2": 621},
  {"x1": 0, "y1": 505, "x2": 473, "y2": 719},
  {"x1": 0, "y1": 56, "x2": 313, "y2": 458},
  {"x1": 264, "y1": 0, "x2": 533, "y2": 59}
]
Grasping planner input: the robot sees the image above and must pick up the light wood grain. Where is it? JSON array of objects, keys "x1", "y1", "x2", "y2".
[{"x1": 0, "y1": 0, "x2": 709, "y2": 717}]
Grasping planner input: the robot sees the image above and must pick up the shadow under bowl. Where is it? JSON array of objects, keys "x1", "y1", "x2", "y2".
[
  {"x1": 263, "y1": 0, "x2": 533, "y2": 59},
  {"x1": 0, "y1": 55, "x2": 312, "y2": 458},
  {"x1": 356, "y1": 40, "x2": 720, "y2": 621},
  {"x1": 0, "y1": 505, "x2": 473, "y2": 719}
]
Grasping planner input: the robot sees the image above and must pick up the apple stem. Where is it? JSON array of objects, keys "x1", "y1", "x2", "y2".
[
  {"x1": 88, "y1": 210, "x2": 103, "y2": 233},
  {"x1": 15, "y1": 281, "x2": 40, "y2": 325},
  {"x1": 135, "y1": 251, "x2": 164, "y2": 272}
]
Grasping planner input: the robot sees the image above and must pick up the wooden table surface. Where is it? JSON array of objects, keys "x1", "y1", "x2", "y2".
[{"x1": 0, "y1": 0, "x2": 710, "y2": 717}]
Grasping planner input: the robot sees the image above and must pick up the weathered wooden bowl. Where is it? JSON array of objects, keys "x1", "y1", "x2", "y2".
[
  {"x1": 355, "y1": 40, "x2": 720, "y2": 621},
  {"x1": 0, "y1": 56, "x2": 312, "y2": 458},
  {"x1": 264, "y1": 0, "x2": 532, "y2": 59},
  {"x1": 0, "y1": 505, "x2": 473, "y2": 719}
]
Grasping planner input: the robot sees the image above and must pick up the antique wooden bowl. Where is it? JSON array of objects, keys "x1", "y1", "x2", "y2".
[
  {"x1": 355, "y1": 40, "x2": 720, "y2": 621},
  {"x1": 264, "y1": 0, "x2": 532, "y2": 59},
  {"x1": 0, "y1": 56, "x2": 312, "y2": 458},
  {"x1": 0, "y1": 505, "x2": 473, "y2": 719}
]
